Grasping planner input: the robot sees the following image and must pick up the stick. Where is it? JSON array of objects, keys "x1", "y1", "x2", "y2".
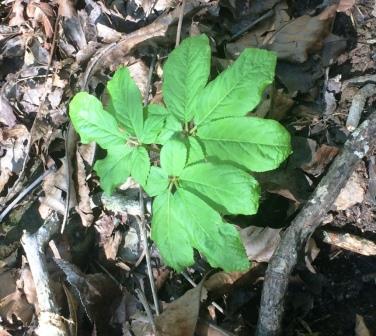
[
  {"x1": 256, "y1": 111, "x2": 376, "y2": 336},
  {"x1": 175, "y1": 0, "x2": 187, "y2": 47},
  {"x1": 21, "y1": 213, "x2": 68, "y2": 336}
]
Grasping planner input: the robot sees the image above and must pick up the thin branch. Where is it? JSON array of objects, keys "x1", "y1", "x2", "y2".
[
  {"x1": 0, "y1": 165, "x2": 55, "y2": 223},
  {"x1": 175, "y1": 0, "x2": 187, "y2": 47},
  {"x1": 256, "y1": 112, "x2": 376, "y2": 336},
  {"x1": 21, "y1": 213, "x2": 68, "y2": 336}
]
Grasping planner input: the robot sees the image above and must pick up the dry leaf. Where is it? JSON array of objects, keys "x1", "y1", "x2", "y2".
[
  {"x1": 355, "y1": 314, "x2": 371, "y2": 336},
  {"x1": 26, "y1": 1, "x2": 54, "y2": 38},
  {"x1": 156, "y1": 279, "x2": 207, "y2": 336},
  {"x1": 9, "y1": 0, "x2": 25, "y2": 26},
  {"x1": 0, "y1": 95, "x2": 16, "y2": 127},
  {"x1": 334, "y1": 171, "x2": 365, "y2": 210},
  {"x1": 240, "y1": 226, "x2": 281, "y2": 262},
  {"x1": 267, "y1": 5, "x2": 337, "y2": 62},
  {"x1": 337, "y1": 0, "x2": 356, "y2": 12},
  {"x1": 204, "y1": 272, "x2": 245, "y2": 292}
]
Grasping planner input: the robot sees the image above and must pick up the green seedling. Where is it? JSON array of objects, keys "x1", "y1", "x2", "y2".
[{"x1": 69, "y1": 34, "x2": 291, "y2": 272}]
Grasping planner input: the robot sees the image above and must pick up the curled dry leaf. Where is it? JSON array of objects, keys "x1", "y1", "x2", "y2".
[
  {"x1": 0, "y1": 125, "x2": 29, "y2": 195},
  {"x1": 9, "y1": 0, "x2": 25, "y2": 26},
  {"x1": 26, "y1": 1, "x2": 54, "y2": 38},
  {"x1": 337, "y1": 0, "x2": 356, "y2": 12},
  {"x1": 75, "y1": 143, "x2": 95, "y2": 227},
  {"x1": 38, "y1": 160, "x2": 68, "y2": 218},
  {"x1": 0, "y1": 95, "x2": 16, "y2": 127},
  {"x1": 95, "y1": 214, "x2": 122, "y2": 260},
  {"x1": 156, "y1": 279, "x2": 208, "y2": 336}
]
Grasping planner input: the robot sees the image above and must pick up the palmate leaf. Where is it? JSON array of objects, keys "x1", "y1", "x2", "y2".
[
  {"x1": 194, "y1": 48, "x2": 277, "y2": 126},
  {"x1": 144, "y1": 166, "x2": 169, "y2": 197},
  {"x1": 94, "y1": 145, "x2": 150, "y2": 193},
  {"x1": 186, "y1": 136, "x2": 205, "y2": 165},
  {"x1": 69, "y1": 92, "x2": 127, "y2": 149},
  {"x1": 163, "y1": 34, "x2": 211, "y2": 122},
  {"x1": 107, "y1": 67, "x2": 144, "y2": 138},
  {"x1": 94, "y1": 145, "x2": 133, "y2": 194},
  {"x1": 140, "y1": 104, "x2": 168, "y2": 144},
  {"x1": 197, "y1": 117, "x2": 291, "y2": 172},
  {"x1": 180, "y1": 162, "x2": 260, "y2": 215},
  {"x1": 160, "y1": 138, "x2": 187, "y2": 176},
  {"x1": 151, "y1": 189, "x2": 249, "y2": 272}
]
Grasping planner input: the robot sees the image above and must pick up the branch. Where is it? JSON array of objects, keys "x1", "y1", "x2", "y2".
[
  {"x1": 21, "y1": 213, "x2": 69, "y2": 336},
  {"x1": 256, "y1": 112, "x2": 376, "y2": 336}
]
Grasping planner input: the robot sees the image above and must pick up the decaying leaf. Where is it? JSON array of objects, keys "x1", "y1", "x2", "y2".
[
  {"x1": 156, "y1": 279, "x2": 208, "y2": 336},
  {"x1": 0, "y1": 125, "x2": 29, "y2": 195},
  {"x1": 0, "y1": 95, "x2": 16, "y2": 127},
  {"x1": 334, "y1": 171, "x2": 365, "y2": 210},
  {"x1": 355, "y1": 314, "x2": 371, "y2": 336},
  {"x1": 9, "y1": 0, "x2": 25, "y2": 26},
  {"x1": 240, "y1": 226, "x2": 281, "y2": 262},
  {"x1": 26, "y1": 1, "x2": 54, "y2": 38}
]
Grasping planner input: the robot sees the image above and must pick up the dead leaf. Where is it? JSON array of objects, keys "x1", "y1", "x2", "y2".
[
  {"x1": 9, "y1": 0, "x2": 25, "y2": 26},
  {"x1": 204, "y1": 272, "x2": 245, "y2": 293},
  {"x1": 0, "y1": 125, "x2": 29, "y2": 195},
  {"x1": 267, "y1": 5, "x2": 337, "y2": 62},
  {"x1": 240, "y1": 226, "x2": 281, "y2": 262},
  {"x1": 38, "y1": 160, "x2": 68, "y2": 218},
  {"x1": 155, "y1": 279, "x2": 207, "y2": 336},
  {"x1": 334, "y1": 171, "x2": 365, "y2": 210},
  {"x1": 0, "y1": 95, "x2": 16, "y2": 127},
  {"x1": 26, "y1": 1, "x2": 54, "y2": 38},
  {"x1": 75, "y1": 143, "x2": 95, "y2": 227},
  {"x1": 95, "y1": 215, "x2": 122, "y2": 260},
  {"x1": 54, "y1": 258, "x2": 122, "y2": 333},
  {"x1": 337, "y1": 0, "x2": 356, "y2": 12},
  {"x1": 355, "y1": 314, "x2": 371, "y2": 336}
]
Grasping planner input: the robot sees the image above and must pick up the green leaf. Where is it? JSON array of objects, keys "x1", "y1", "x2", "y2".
[
  {"x1": 194, "y1": 49, "x2": 277, "y2": 126},
  {"x1": 69, "y1": 92, "x2": 127, "y2": 149},
  {"x1": 180, "y1": 162, "x2": 260, "y2": 215},
  {"x1": 174, "y1": 189, "x2": 249, "y2": 271},
  {"x1": 140, "y1": 104, "x2": 168, "y2": 144},
  {"x1": 151, "y1": 189, "x2": 250, "y2": 272},
  {"x1": 107, "y1": 67, "x2": 144, "y2": 138},
  {"x1": 151, "y1": 191, "x2": 194, "y2": 272},
  {"x1": 197, "y1": 117, "x2": 291, "y2": 172},
  {"x1": 94, "y1": 145, "x2": 133, "y2": 194},
  {"x1": 157, "y1": 115, "x2": 182, "y2": 145},
  {"x1": 144, "y1": 166, "x2": 169, "y2": 197},
  {"x1": 130, "y1": 146, "x2": 150, "y2": 186},
  {"x1": 160, "y1": 138, "x2": 187, "y2": 176},
  {"x1": 186, "y1": 136, "x2": 205, "y2": 165},
  {"x1": 163, "y1": 34, "x2": 211, "y2": 122}
]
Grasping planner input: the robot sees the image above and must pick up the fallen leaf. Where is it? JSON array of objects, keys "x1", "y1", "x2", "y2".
[
  {"x1": 0, "y1": 95, "x2": 16, "y2": 127},
  {"x1": 355, "y1": 314, "x2": 371, "y2": 336},
  {"x1": 9, "y1": 0, "x2": 25, "y2": 26},
  {"x1": 334, "y1": 171, "x2": 365, "y2": 210},
  {"x1": 267, "y1": 5, "x2": 337, "y2": 62},
  {"x1": 240, "y1": 226, "x2": 281, "y2": 262},
  {"x1": 155, "y1": 279, "x2": 207, "y2": 336},
  {"x1": 204, "y1": 272, "x2": 245, "y2": 292},
  {"x1": 26, "y1": 1, "x2": 54, "y2": 38},
  {"x1": 95, "y1": 215, "x2": 122, "y2": 260},
  {"x1": 337, "y1": 0, "x2": 356, "y2": 12}
]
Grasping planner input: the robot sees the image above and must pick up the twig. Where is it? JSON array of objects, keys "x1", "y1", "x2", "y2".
[
  {"x1": 229, "y1": 10, "x2": 274, "y2": 42},
  {"x1": 256, "y1": 111, "x2": 376, "y2": 336},
  {"x1": 21, "y1": 213, "x2": 68, "y2": 336},
  {"x1": 181, "y1": 271, "x2": 224, "y2": 314},
  {"x1": 137, "y1": 190, "x2": 160, "y2": 316},
  {"x1": 135, "y1": 288, "x2": 157, "y2": 333},
  {"x1": 175, "y1": 0, "x2": 187, "y2": 47},
  {"x1": 0, "y1": 165, "x2": 55, "y2": 223}
]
